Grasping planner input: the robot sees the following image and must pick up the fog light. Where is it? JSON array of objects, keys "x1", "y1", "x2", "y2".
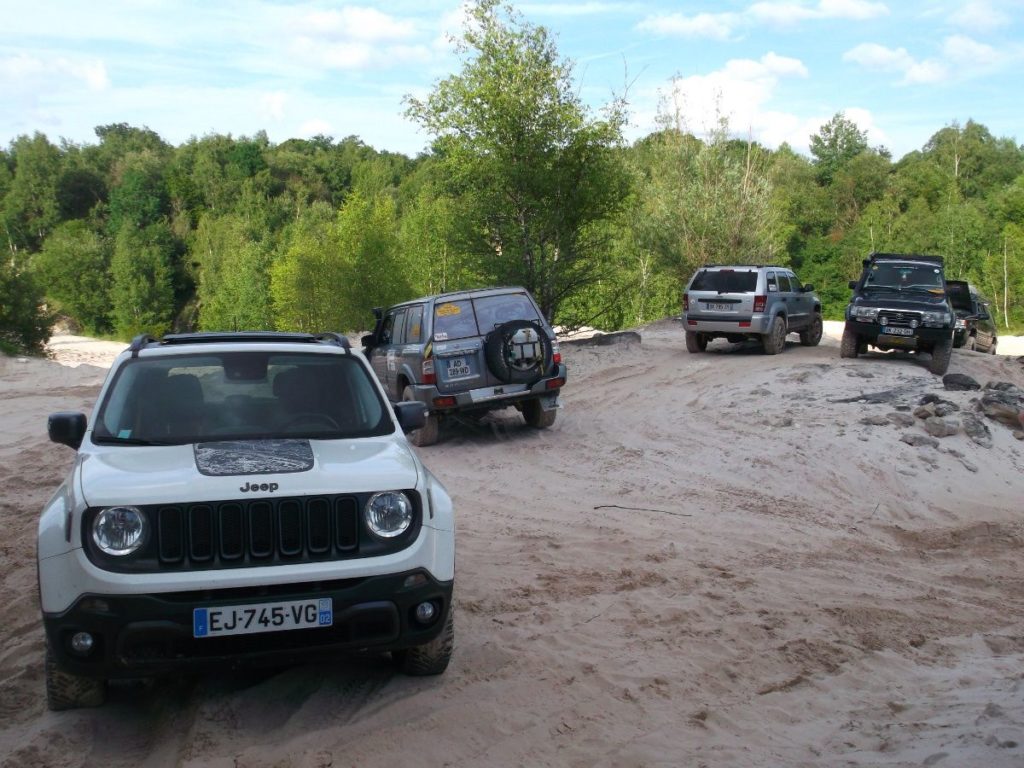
[
  {"x1": 70, "y1": 631, "x2": 94, "y2": 655},
  {"x1": 414, "y1": 602, "x2": 437, "y2": 624}
]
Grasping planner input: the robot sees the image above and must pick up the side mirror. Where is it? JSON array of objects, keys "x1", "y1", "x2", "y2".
[
  {"x1": 802, "y1": 284, "x2": 815, "y2": 293},
  {"x1": 848, "y1": 280, "x2": 858, "y2": 290},
  {"x1": 393, "y1": 402, "x2": 427, "y2": 434},
  {"x1": 49, "y1": 412, "x2": 87, "y2": 449},
  {"x1": 361, "y1": 334, "x2": 377, "y2": 349}
]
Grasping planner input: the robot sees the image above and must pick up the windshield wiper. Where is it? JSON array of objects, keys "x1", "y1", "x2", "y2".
[{"x1": 92, "y1": 435, "x2": 175, "y2": 446}]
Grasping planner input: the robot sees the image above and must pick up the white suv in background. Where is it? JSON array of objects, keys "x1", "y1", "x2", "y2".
[
  {"x1": 39, "y1": 332, "x2": 455, "y2": 709},
  {"x1": 682, "y1": 265, "x2": 823, "y2": 354}
]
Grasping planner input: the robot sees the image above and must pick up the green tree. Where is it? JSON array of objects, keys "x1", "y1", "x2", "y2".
[
  {"x1": 0, "y1": 259, "x2": 51, "y2": 353},
  {"x1": 2, "y1": 133, "x2": 63, "y2": 252},
  {"x1": 809, "y1": 112, "x2": 869, "y2": 186},
  {"x1": 110, "y1": 223, "x2": 176, "y2": 337},
  {"x1": 34, "y1": 221, "x2": 112, "y2": 333},
  {"x1": 405, "y1": 0, "x2": 628, "y2": 321}
]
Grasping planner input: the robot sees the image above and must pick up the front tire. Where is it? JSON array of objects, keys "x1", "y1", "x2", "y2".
[
  {"x1": 46, "y1": 646, "x2": 105, "y2": 711},
  {"x1": 402, "y1": 386, "x2": 439, "y2": 447},
  {"x1": 928, "y1": 337, "x2": 953, "y2": 375},
  {"x1": 522, "y1": 398, "x2": 556, "y2": 429},
  {"x1": 799, "y1": 314, "x2": 823, "y2": 346},
  {"x1": 840, "y1": 327, "x2": 859, "y2": 358},
  {"x1": 394, "y1": 606, "x2": 454, "y2": 676},
  {"x1": 685, "y1": 331, "x2": 707, "y2": 353},
  {"x1": 761, "y1": 316, "x2": 787, "y2": 355}
]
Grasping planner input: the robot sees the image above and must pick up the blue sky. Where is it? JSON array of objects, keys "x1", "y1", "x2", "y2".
[{"x1": 1, "y1": 0, "x2": 1021, "y2": 159}]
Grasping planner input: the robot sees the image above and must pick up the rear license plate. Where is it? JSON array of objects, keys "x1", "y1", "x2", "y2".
[
  {"x1": 193, "y1": 598, "x2": 332, "y2": 638},
  {"x1": 881, "y1": 327, "x2": 914, "y2": 336},
  {"x1": 446, "y1": 358, "x2": 472, "y2": 378},
  {"x1": 705, "y1": 302, "x2": 732, "y2": 312}
]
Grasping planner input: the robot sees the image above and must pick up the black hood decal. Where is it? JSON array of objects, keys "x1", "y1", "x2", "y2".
[{"x1": 194, "y1": 440, "x2": 314, "y2": 476}]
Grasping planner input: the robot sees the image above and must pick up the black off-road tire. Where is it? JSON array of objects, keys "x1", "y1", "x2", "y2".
[
  {"x1": 761, "y1": 316, "x2": 787, "y2": 355},
  {"x1": 928, "y1": 337, "x2": 953, "y2": 375},
  {"x1": 46, "y1": 646, "x2": 105, "y2": 711},
  {"x1": 965, "y1": 335, "x2": 976, "y2": 351},
  {"x1": 685, "y1": 331, "x2": 707, "y2": 353},
  {"x1": 522, "y1": 398, "x2": 556, "y2": 429},
  {"x1": 840, "y1": 327, "x2": 859, "y2": 358},
  {"x1": 395, "y1": 606, "x2": 454, "y2": 676},
  {"x1": 484, "y1": 320, "x2": 552, "y2": 385},
  {"x1": 799, "y1": 314, "x2": 824, "y2": 347},
  {"x1": 402, "y1": 386, "x2": 439, "y2": 447}
]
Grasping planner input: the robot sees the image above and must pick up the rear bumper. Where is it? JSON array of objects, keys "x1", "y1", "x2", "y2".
[
  {"x1": 407, "y1": 363, "x2": 567, "y2": 413},
  {"x1": 682, "y1": 314, "x2": 770, "y2": 334},
  {"x1": 43, "y1": 569, "x2": 453, "y2": 679}
]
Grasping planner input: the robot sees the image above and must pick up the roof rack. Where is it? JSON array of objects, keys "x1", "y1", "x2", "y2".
[
  {"x1": 132, "y1": 331, "x2": 351, "y2": 352},
  {"x1": 866, "y1": 252, "x2": 944, "y2": 265},
  {"x1": 702, "y1": 264, "x2": 769, "y2": 269}
]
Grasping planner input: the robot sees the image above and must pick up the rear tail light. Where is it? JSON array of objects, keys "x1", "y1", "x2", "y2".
[
  {"x1": 683, "y1": 292, "x2": 689, "y2": 312},
  {"x1": 432, "y1": 396, "x2": 456, "y2": 408},
  {"x1": 753, "y1": 295, "x2": 766, "y2": 313},
  {"x1": 422, "y1": 358, "x2": 435, "y2": 385},
  {"x1": 546, "y1": 377, "x2": 565, "y2": 390},
  {"x1": 551, "y1": 340, "x2": 561, "y2": 366}
]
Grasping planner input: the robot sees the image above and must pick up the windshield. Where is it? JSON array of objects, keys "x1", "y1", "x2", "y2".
[
  {"x1": 93, "y1": 351, "x2": 392, "y2": 445},
  {"x1": 864, "y1": 262, "x2": 945, "y2": 292},
  {"x1": 690, "y1": 269, "x2": 758, "y2": 293}
]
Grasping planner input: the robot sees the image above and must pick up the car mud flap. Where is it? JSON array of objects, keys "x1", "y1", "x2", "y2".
[{"x1": 538, "y1": 394, "x2": 560, "y2": 411}]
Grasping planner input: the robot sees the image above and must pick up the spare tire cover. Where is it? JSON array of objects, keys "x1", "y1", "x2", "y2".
[{"x1": 484, "y1": 320, "x2": 553, "y2": 384}]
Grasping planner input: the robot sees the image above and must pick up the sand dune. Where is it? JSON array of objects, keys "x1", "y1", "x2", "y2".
[{"x1": 1, "y1": 325, "x2": 1023, "y2": 767}]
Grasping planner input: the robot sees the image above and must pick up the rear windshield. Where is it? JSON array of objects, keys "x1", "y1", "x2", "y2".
[
  {"x1": 93, "y1": 352, "x2": 392, "y2": 445},
  {"x1": 432, "y1": 293, "x2": 542, "y2": 341},
  {"x1": 690, "y1": 269, "x2": 758, "y2": 293}
]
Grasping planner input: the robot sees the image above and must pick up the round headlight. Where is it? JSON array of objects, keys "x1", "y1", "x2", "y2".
[
  {"x1": 364, "y1": 492, "x2": 413, "y2": 539},
  {"x1": 92, "y1": 506, "x2": 147, "y2": 555}
]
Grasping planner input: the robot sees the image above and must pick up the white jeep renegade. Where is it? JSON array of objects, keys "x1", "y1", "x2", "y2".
[{"x1": 39, "y1": 332, "x2": 455, "y2": 710}]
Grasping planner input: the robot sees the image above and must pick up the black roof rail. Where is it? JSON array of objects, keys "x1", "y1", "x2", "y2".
[
  {"x1": 134, "y1": 331, "x2": 352, "y2": 350},
  {"x1": 702, "y1": 264, "x2": 769, "y2": 269},
  {"x1": 128, "y1": 334, "x2": 157, "y2": 358},
  {"x1": 867, "y1": 252, "x2": 944, "y2": 264}
]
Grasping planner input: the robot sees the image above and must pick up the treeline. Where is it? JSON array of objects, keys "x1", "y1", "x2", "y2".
[{"x1": 2, "y1": 2, "x2": 1022, "y2": 354}]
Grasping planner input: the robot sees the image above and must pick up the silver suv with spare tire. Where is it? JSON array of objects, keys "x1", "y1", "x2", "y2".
[
  {"x1": 362, "y1": 287, "x2": 566, "y2": 446},
  {"x1": 682, "y1": 265, "x2": 823, "y2": 354}
]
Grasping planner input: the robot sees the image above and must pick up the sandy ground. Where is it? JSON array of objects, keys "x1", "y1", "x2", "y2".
[{"x1": 1, "y1": 327, "x2": 1024, "y2": 767}]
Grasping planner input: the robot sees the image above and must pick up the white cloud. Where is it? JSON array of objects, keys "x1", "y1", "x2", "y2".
[
  {"x1": 294, "y1": 7, "x2": 417, "y2": 43},
  {"x1": 636, "y1": 12, "x2": 740, "y2": 40},
  {"x1": 298, "y1": 118, "x2": 333, "y2": 137},
  {"x1": 520, "y1": 2, "x2": 636, "y2": 16},
  {"x1": 949, "y1": 0, "x2": 1011, "y2": 32},
  {"x1": 638, "y1": 0, "x2": 888, "y2": 39},
  {"x1": 260, "y1": 92, "x2": 287, "y2": 122},
  {"x1": 844, "y1": 34, "x2": 1010, "y2": 85},
  {"x1": 662, "y1": 53, "x2": 809, "y2": 140},
  {"x1": 942, "y1": 34, "x2": 1002, "y2": 68},
  {"x1": 0, "y1": 53, "x2": 110, "y2": 90},
  {"x1": 748, "y1": 0, "x2": 889, "y2": 24}
]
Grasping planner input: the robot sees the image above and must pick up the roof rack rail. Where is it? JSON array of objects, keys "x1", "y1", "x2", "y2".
[
  {"x1": 128, "y1": 334, "x2": 157, "y2": 358},
  {"x1": 144, "y1": 331, "x2": 352, "y2": 349},
  {"x1": 703, "y1": 264, "x2": 768, "y2": 269}
]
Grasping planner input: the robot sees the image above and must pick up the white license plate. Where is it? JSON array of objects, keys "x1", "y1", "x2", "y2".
[
  {"x1": 705, "y1": 302, "x2": 732, "y2": 312},
  {"x1": 881, "y1": 327, "x2": 914, "y2": 336},
  {"x1": 193, "y1": 598, "x2": 332, "y2": 638},
  {"x1": 446, "y1": 358, "x2": 472, "y2": 378}
]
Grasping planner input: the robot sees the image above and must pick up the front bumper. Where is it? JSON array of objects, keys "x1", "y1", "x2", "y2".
[
  {"x1": 43, "y1": 569, "x2": 453, "y2": 679},
  {"x1": 844, "y1": 320, "x2": 953, "y2": 346},
  {"x1": 408, "y1": 363, "x2": 567, "y2": 413}
]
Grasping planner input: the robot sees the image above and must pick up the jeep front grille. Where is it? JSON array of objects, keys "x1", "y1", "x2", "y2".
[
  {"x1": 82, "y1": 492, "x2": 420, "y2": 573},
  {"x1": 878, "y1": 310, "x2": 922, "y2": 328}
]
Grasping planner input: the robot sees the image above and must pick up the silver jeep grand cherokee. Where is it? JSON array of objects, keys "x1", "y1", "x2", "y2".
[
  {"x1": 362, "y1": 287, "x2": 567, "y2": 446},
  {"x1": 682, "y1": 265, "x2": 823, "y2": 354}
]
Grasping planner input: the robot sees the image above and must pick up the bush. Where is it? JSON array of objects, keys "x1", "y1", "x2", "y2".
[{"x1": 0, "y1": 260, "x2": 53, "y2": 354}]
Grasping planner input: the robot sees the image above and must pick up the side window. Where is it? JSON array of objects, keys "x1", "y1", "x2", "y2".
[
  {"x1": 766, "y1": 271, "x2": 779, "y2": 292},
  {"x1": 405, "y1": 305, "x2": 424, "y2": 344},
  {"x1": 379, "y1": 313, "x2": 397, "y2": 345},
  {"x1": 777, "y1": 273, "x2": 792, "y2": 292},
  {"x1": 391, "y1": 309, "x2": 408, "y2": 345},
  {"x1": 789, "y1": 273, "x2": 803, "y2": 292}
]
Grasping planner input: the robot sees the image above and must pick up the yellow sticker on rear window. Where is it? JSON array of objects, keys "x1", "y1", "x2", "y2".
[{"x1": 436, "y1": 303, "x2": 461, "y2": 316}]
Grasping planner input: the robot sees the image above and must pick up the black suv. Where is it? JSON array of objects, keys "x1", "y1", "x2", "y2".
[
  {"x1": 840, "y1": 253, "x2": 956, "y2": 375},
  {"x1": 948, "y1": 280, "x2": 998, "y2": 354}
]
